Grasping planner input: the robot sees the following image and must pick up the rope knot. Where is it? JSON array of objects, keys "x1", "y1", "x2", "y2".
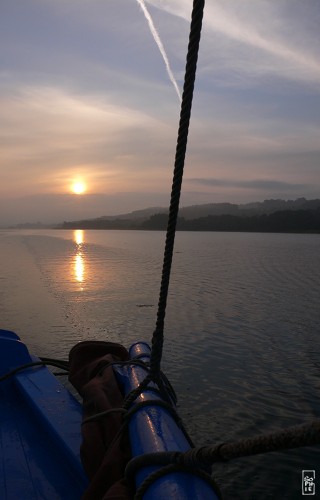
[
  {"x1": 176, "y1": 448, "x2": 204, "y2": 468},
  {"x1": 177, "y1": 445, "x2": 227, "y2": 469}
]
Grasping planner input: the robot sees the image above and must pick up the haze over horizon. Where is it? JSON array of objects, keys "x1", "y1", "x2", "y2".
[{"x1": 1, "y1": 1, "x2": 320, "y2": 225}]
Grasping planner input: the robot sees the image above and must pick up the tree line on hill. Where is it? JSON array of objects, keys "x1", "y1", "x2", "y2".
[
  {"x1": 141, "y1": 209, "x2": 320, "y2": 232},
  {"x1": 61, "y1": 207, "x2": 320, "y2": 233}
]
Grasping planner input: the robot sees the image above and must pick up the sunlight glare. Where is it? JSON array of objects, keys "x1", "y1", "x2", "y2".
[
  {"x1": 73, "y1": 229, "x2": 85, "y2": 286},
  {"x1": 74, "y1": 229, "x2": 84, "y2": 245},
  {"x1": 75, "y1": 253, "x2": 84, "y2": 283},
  {"x1": 71, "y1": 181, "x2": 86, "y2": 195}
]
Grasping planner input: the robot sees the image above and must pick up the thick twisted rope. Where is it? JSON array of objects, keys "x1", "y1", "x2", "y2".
[
  {"x1": 178, "y1": 419, "x2": 320, "y2": 465},
  {"x1": 150, "y1": 0, "x2": 205, "y2": 380},
  {"x1": 125, "y1": 420, "x2": 319, "y2": 498},
  {"x1": 123, "y1": 0, "x2": 205, "y2": 410}
]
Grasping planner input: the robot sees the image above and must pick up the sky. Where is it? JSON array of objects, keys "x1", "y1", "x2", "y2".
[{"x1": 1, "y1": 0, "x2": 320, "y2": 225}]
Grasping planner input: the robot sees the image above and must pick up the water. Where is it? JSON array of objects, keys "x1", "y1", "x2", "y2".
[{"x1": 0, "y1": 228, "x2": 319, "y2": 499}]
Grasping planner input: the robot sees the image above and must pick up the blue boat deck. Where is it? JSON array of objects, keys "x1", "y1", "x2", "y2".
[{"x1": 0, "y1": 330, "x2": 88, "y2": 500}]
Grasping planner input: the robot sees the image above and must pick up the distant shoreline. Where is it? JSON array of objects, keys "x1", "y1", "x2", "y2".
[
  {"x1": 6, "y1": 198, "x2": 320, "y2": 233},
  {"x1": 59, "y1": 208, "x2": 320, "y2": 234}
]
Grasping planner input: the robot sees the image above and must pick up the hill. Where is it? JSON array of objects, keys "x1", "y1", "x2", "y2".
[{"x1": 59, "y1": 198, "x2": 320, "y2": 233}]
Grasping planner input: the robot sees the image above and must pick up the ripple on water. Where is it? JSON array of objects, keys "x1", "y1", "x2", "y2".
[{"x1": 2, "y1": 229, "x2": 319, "y2": 499}]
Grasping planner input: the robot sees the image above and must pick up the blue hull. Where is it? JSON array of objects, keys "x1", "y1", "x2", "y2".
[
  {"x1": 114, "y1": 342, "x2": 219, "y2": 499},
  {"x1": 0, "y1": 329, "x2": 88, "y2": 499},
  {"x1": 0, "y1": 330, "x2": 219, "y2": 499}
]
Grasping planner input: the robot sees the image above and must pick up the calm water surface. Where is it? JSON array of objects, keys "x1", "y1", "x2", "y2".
[{"x1": 0, "y1": 229, "x2": 319, "y2": 499}]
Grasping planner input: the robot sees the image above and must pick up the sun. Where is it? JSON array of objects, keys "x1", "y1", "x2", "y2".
[{"x1": 71, "y1": 181, "x2": 87, "y2": 195}]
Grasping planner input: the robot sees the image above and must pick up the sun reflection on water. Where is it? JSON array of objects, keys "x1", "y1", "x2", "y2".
[
  {"x1": 74, "y1": 229, "x2": 84, "y2": 246},
  {"x1": 73, "y1": 230, "x2": 85, "y2": 287}
]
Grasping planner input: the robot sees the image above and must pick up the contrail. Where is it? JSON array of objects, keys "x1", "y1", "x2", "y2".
[{"x1": 135, "y1": 0, "x2": 182, "y2": 102}]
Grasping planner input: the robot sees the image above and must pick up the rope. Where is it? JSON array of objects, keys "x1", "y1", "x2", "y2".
[
  {"x1": 178, "y1": 419, "x2": 320, "y2": 466},
  {"x1": 123, "y1": 420, "x2": 319, "y2": 499},
  {"x1": 82, "y1": 408, "x2": 127, "y2": 424},
  {"x1": 39, "y1": 356, "x2": 69, "y2": 371},
  {"x1": 133, "y1": 463, "x2": 221, "y2": 500},
  {"x1": 150, "y1": 0, "x2": 205, "y2": 379},
  {"x1": 123, "y1": 0, "x2": 205, "y2": 409},
  {"x1": 0, "y1": 359, "x2": 69, "y2": 382}
]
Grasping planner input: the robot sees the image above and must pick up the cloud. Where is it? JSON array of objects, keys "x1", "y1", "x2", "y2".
[
  {"x1": 0, "y1": 84, "x2": 177, "y2": 196},
  {"x1": 146, "y1": 0, "x2": 320, "y2": 87},
  {"x1": 135, "y1": 0, "x2": 181, "y2": 101},
  {"x1": 182, "y1": 177, "x2": 320, "y2": 205},
  {"x1": 187, "y1": 178, "x2": 308, "y2": 191},
  {"x1": 1, "y1": 0, "x2": 319, "y2": 220},
  {"x1": 0, "y1": 192, "x2": 171, "y2": 226}
]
